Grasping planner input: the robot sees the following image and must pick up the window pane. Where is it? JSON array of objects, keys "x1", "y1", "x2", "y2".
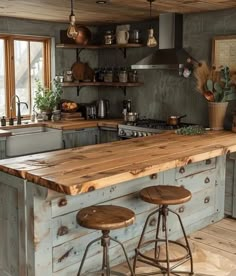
[
  {"x1": 30, "y1": 41, "x2": 44, "y2": 112},
  {"x1": 14, "y1": 40, "x2": 30, "y2": 115},
  {"x1": 0, "y1": 39, "x2": 6, "y2": 117}
]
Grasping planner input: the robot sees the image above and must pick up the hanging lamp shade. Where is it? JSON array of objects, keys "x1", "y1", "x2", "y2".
[
  {"x1": 67, "y1": 0, "x2": 78, "y2": 39},
  {"x1": 146, "y1": 0, "x2": 158, "y2": 47}
]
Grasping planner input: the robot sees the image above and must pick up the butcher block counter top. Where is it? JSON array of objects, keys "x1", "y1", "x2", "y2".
[
  {"x1": 0, "y1": 119, "x2": 121, "y2": 135},
  {"x1": 0, "y1": 130, "x2": 235, "y2": 195}
]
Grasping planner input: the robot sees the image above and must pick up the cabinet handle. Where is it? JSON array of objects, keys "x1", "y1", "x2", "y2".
[
  {"x1": 57, "y1": 226, "x2": 69, "y2": 236},
  {"x1": 179, "y1": 167, "x2": 185, "y2": 174},
  {"x1": 150, "y1": 173, "x2": 158, "y2": 180},
  {"x1": 178, "y1": 206, "x2": 185, "y2": 213},
  {"x1": 204, "y1": 177, "x2": 210, "y2": 184},
  {"x1": 204, "y1": 196, "x2": 210, "y2": 204},
  {"x1": 205, "y1": 159, "x2": 212, "y2": 165},
  {"x1": 58, "y1": 198, "x2": 67, "y2": 207}
]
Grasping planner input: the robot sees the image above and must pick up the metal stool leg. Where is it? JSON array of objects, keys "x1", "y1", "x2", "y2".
[
  {"x1": 169, "y1": 209, "x2": 194, "y2": 275},
  {"x1": 101, "y1": 230, "x2": 111, "y2": 276},
  {"x1": 133, "y1": 207, "x2": 161, "y2": 272},
  {"x1": 154, "y1": 208, "x2": 162, "y2": 259},
  {"x1": 163, "y1": 206, "x2": 170, "y2": 276},
  {"x1": 110, "y1": 237, "x2": 135, "y2": 276},
  {"x1": 77, "y1": 237, "x2": 101, "y2": 276}
]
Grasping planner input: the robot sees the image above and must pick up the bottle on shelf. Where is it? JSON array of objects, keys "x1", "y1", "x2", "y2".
[{"x1": 1, "y1": 116, "x2": 6, "y2": 126}]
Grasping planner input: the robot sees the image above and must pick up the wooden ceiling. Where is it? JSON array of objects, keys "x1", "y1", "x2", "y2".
[{"x1": 1, "y1": 0, "x2": 236, "y2": 25}]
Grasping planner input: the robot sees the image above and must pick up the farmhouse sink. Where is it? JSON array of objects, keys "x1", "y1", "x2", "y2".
[{"x1": 6, "y1": 126, "x2": 63, "y2": 157}]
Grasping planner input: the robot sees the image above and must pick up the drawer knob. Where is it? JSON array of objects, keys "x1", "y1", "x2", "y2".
[
  {"x1": 179, "y1": 167, "x2": 185, "y2": 174},
  {"x1": 57, "y1": 226, "x2": 69, "y2": 237},
  {"x1": 205, "y1": 159, "x2": 212, "y2": 165},
  {"x1": 178, "y1": 206, "x2": 185, "y2": 213},
  {"x1": 204, "y1": 177, "x2": 210, "y2": 184},
  {"x1": 204, "y1": 196, "x2": 210, "y2": 204},
  {"x1": 58, "y1": 198, "x2": 67, "y2": 207},
  {"x1": 150, "y1": 173, "x2": 158, "y2": 180}
]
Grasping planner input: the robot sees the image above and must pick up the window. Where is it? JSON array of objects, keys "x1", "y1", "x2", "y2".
[{"x1": 0, "y1": 35, "x2": 51, "y2": 118}]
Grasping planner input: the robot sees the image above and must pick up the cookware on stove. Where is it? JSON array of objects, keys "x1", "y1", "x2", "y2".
[
  {"x1": 167, "y1": 114, "x2": 187, "y2": 126},
  {"x1": 126, "y1": 112, "x2": 139, "y2": 122}
]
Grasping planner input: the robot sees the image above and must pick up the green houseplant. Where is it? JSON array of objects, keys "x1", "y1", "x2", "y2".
[
  {"x1": 34, "y1": 79, "x2": 62, "y2": 115},
  {"x1": 195, "y1": 61, "x2": 236, "y2": 130}
]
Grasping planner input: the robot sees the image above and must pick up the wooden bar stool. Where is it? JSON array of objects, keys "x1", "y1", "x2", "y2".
[
  {"x1": 133, "y1": 185, "x2": 194, "y2": 276},
  {"x1": 76, "y1": 205, "x2": 136, "y2": 276}
]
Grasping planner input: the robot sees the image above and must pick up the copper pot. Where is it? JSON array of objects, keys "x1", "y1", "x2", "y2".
[
  {"x1": 74, "y1": 25, "x2": 92, "y2": 45},
  {"x1": 167, "y1": 114, "x2": 187, "y2": 126}
]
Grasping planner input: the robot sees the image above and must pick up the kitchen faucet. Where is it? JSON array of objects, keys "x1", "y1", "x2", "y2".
[{"x1": 10, "y1": 95, "x2": 28, "y2": 125}]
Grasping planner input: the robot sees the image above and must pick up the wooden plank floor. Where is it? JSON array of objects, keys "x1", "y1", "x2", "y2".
[{"x1": 114, "y1": 218, "x2": 236, "y2": 276}]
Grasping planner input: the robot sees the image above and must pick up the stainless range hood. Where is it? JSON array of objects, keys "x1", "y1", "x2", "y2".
[{"x1": 132, "y1": 13, "x2": 193, "y2": 70}]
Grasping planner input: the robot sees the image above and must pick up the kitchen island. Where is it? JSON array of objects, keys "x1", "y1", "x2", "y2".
[{"x1": 0, "y1": 130, "x2": 235, "y2": 275}]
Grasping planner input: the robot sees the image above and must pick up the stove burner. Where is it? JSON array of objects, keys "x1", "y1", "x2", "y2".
[{"x1": 128, "y1": 119, "x2": 190, "y2": 130}]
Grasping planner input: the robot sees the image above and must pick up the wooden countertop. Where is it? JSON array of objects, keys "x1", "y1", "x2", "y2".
[
  {"x1": 0, "y1": 131, "x2": 235, "y2": 195},
  {"x1": 0, "y1": 119, "x2": 121, "y2": 135}
]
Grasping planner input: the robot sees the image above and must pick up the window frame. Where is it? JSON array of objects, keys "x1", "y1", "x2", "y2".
[{"x1": 0, "y1": 34, "x2": 51, "y2": 118}]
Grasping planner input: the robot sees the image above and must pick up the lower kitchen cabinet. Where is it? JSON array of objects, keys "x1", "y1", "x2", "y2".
[
  {"x1": 225, "y1": 153, "x2": 236, "y2": 218},
  {"x1": 0, "y1": 156, "x2": 226, "y2": 275},
  {"x1": 99, "y1": 127, "x2": 119, "y2": 143},
  {"x1": 0, "y1": 138, "x2": 6, "y2": 159},
  {"x1": 63, "y1": 128, "x2": 100, "y2": 149}
]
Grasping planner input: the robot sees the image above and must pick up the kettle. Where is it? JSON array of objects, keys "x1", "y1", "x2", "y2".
[{"x1": 97, "y1": 99, "x2": 110, "y2": 119}]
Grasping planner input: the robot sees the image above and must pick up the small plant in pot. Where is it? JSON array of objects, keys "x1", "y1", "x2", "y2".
[
  {"x1": 195, "y1": 61, "x2": 236, "y2": 130},
  {"x1": 34, "y1": 79, "x2": 62, "y2": 120}
]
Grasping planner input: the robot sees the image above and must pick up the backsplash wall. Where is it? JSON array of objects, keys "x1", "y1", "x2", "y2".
[{"x1": 98, "y1": 9, "x2": 236, "y2": 126}]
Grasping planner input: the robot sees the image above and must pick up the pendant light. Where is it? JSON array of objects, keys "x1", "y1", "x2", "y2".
[
  {"x1": 67, "y1": 0, "x2": 78, "y2": 39},
  {"x1": 147, "y1": 0, "x2": 158, "y2": 48}
]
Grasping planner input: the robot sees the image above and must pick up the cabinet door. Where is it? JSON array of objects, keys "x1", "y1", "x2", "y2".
[
  {"x1": 99, "y1": 128, "x2": 119, "y2": 144},
  {"x1": 74, "y1": 128, "x2": 99, "y2": 147},
  {"x1": 0, "y1": 139, "x2": 6, "y2": 159},
  {"x1": 62, "y1": 130, "x2": 76, "y2": 149}
]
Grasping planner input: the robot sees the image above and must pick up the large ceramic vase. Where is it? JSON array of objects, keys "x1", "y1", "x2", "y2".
[{"x1": 208, "y1": 102, "x2": 228, "y2": 130}]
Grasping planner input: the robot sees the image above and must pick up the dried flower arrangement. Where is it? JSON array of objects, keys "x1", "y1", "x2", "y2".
[{"x1": 194, "y1": 61, "x2": 236, "y2": 102}]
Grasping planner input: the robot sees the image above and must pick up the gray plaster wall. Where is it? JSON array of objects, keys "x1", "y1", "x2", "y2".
[
  {"x1": 0, "y1": 17, "x2": 99, "y2": 103},
  {"x1": 98, "y1": 9, "x2": 236, "y2": 126}
]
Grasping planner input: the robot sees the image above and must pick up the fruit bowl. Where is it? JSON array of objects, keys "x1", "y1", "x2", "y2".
[{"x1": 61, "y1": 100, "x2": 78, "y2": 113}]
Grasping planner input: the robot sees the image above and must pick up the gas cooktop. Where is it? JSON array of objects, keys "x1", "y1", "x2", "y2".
[{"x1": 118, "y1": 119, "x2": 193, "y2": 138}]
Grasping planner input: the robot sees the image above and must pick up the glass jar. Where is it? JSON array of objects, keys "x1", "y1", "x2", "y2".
[
  {"x1": 119, "y1": 69, "x2": 128, "y2": 83},
  {"x1": 104, "y1": 68, "x2": 113, "y2": 82},
  {"x1": 64, "y1": 70, "x2": 73, "y2": 82},
  {"x1": 128, "y1": 70, "x2": 138, "y2": 82}
]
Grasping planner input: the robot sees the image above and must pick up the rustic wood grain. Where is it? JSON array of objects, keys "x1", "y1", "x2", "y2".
[
  {"x1": 0, "y1": 131, "x2": 236, "y2": 195},
  {"x1": 77, "y1": 205, "x2": 135, "y2": 230},
  {"x1": 140, "y1": 185, "x2": 192, "y2": 205},
  {"x1": 0, "y1": 129, "x2": 12, "y2": 137},
  {"x1": 1, "y1": 0, "x2": 236, "y2": 24}
]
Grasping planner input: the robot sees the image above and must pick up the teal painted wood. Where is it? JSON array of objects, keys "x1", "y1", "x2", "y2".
[
  {"x1": 99, "y1": 127, "x2": 119, "y2": 143},
  {"x1": 62, "y1": 128, "x2": 100, "y2": 148},
  {"x1": 0, "y1": 156, "x2": 227, "y2": 275},
  {"x1": 0, "y1": 138, "x2": 6, "y2": 159},
  {"x1": 225, "y1": 153, "x2": 236, "y2": 218}
]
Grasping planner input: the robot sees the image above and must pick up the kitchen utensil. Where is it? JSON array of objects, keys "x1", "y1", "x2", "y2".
[
  {"x1": 74, "y1": 25, "x2": 91, "y2": 45},
  {"x1": 116, "y1": 30, "x2": 129, "y2": 44},
  {"x1": 97, "y1": 99, "x2": 110, "y2": 119},
  {"x1": 104, "y1": 30, "x2": 115, "y2": 45},
  {"x1": 129, "y1": 29, "x2": 140, "y2": 43},
  {"x1": 72, "y1": 62, "x2": 94, "y2": 81},
  {"x1": 167, "y1": 114, "x2": 187, "y2": 126},
  {"x1": 126, "y1": 112, "x2": 139, "y2": 122},
  {"x1": 203, "y1": 90, "x2": 215, "y2": 102}
]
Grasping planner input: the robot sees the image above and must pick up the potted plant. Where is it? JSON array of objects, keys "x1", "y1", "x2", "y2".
[
  {"x1": 195, "y1": 61, "x2": 236, "y2": 130},
  {"x1": 34, "y1": 79, "x2": 62, "y2": 120}
]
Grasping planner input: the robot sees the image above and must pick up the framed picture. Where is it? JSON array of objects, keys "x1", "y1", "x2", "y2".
[{"x1": 212, "y1": 35, "x2": 236, "y2": 71}]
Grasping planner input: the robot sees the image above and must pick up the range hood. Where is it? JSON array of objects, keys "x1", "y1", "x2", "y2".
[{"x1": 132, "y1": 13, "x2": 194, "y2": 70}]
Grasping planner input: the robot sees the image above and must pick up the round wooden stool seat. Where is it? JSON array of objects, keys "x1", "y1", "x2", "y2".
[
  {"x1": 140, "y1": 185, "x2": 192, "y2": 205},
  {"x1": 77, "y1": 205, "x2": 135, "y2": 231}
]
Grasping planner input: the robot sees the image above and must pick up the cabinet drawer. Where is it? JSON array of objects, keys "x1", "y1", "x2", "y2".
[
  {"x1": 176, "y1": 168, "x2": 216, "y2": 194},
  {"x1": 175, "y1": 158, "x2": 216, "y2": 179}
]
